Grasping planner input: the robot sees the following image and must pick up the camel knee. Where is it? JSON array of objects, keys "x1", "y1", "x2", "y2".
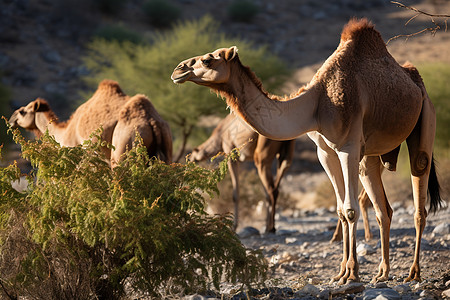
[
  {"x1": 346, "y1": 209, "x2": 358, "y2": 223},
  {"x1": 410, "y1": 151, "x2": 430, "y2": 176}
]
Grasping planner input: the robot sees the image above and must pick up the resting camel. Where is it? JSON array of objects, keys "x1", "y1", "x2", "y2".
[
  {"x1": 9, "y1": 80, "x2": 173, "y2": 167},
  {"x1": 190, "y1": 113, "x2": 294, "y2": 233},
  {"x1": 171, "y1": 18, "x2": 442, "y2": 284}
]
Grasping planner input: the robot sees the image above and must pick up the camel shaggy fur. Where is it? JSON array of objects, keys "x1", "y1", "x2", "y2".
[
  {"x1": 9, "y1": 80, "x2": 172, "y2": 167},
  {"x1": 171, "y1": 18, "x2": 442, "y2": 283}
]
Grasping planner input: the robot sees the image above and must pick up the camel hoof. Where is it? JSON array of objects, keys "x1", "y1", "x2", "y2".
[
  {"x1": 404, "y1": 275, "x2": 421, "y2": 283},
  {"x1": 371, "y1": 275, "x2": 388, "y2": 284}
]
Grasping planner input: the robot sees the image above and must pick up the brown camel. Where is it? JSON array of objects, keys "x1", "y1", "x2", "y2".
[
  {"x1": 9, "y1": 80, "x2": 173, "y2": 167},
  {"x1": 190, "y1": 113, "x2": 294, "y2": 233},
  {"x1": 171, "y1": 18, "x2": 442, "y2": 284}
]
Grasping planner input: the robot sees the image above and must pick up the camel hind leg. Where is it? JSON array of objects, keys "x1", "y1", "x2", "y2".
[{"x1": 404, "y1": 96, "x2": 441, "y2": 282}]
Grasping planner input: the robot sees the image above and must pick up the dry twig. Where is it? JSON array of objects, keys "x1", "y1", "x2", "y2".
[{"x1": 388, "y1": 1, "x2": 449, "y2": 44}]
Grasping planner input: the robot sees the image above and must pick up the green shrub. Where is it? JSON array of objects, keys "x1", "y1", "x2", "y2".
[
  {"x1": 227, "y1": 0, "x2": 260, "y2": 22},
  {"x1": 0, "y1": 127, "x2": 267, "y2": 299},
  {"x1": 417, "y1": 63, "x2": 450, "y2": 157},
  {"x1": 82, "y1": 16, "x2": 290, "y2": 161},
  {"x1": 94, "y1": 23, "x2": 143, "y2": 44},
  {"x1": 143, "y1": 0, "x2": 181, "y2": 28}
]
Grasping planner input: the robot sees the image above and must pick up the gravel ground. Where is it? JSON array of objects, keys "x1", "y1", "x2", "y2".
[{"x1": 185, "y1": 201, "x2": 450, "y2": 299}]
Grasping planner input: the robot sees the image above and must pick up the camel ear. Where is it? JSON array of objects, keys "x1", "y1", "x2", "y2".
[
  {"x1": 32, "y1": 100, "x2": 41, "y2": 112},
  {"x1": 224, "y1": 46, "x2": 238, "y2": 61}
]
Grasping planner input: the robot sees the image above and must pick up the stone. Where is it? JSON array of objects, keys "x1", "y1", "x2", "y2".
[
  {"x1": 308, "y1": 277, "x2": 321, "y2": 285},
  {"x1": 393, "y1": 284, "x2": 411, "y2": 294},
  {"x1": 432, "y1": 223, "x2": 450, "y2": 235},
  {"x1": 442, "y1": 288, "x2": 450, "y2": 298},
  {"x1": 318, "y1": 289, "x2": 331, "y2": 299},
  {"x1": 285, "y1": 237, "x2": 298, "y2": 244},
  {"x1": 375, "y1": 282, "x2": 388, "y2": 289},
  {"x1": 302, "y1": 284, "x2": 320, "y2": 296},
  {"x1": 357, "y1": 242, "x2": 375, "y2": 256},
  {"x1": 237, "y1": 226, "x2": 260, "y2": 238},
  {"x1": 332, "y1": 282, "x2": 365, "y2": 296},
  {"x1": 41, "y1": 49, "x2": 61, "y2": 64},
  {"x1": 362, "y1": 288, "x2": 401, "y2": 300}
]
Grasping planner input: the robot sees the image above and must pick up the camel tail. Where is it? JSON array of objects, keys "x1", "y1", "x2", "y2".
[{"x1": 428, "y1": 155, "x2": 443, "y2": 214}]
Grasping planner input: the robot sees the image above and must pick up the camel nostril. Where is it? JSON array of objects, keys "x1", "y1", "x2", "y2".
[{"x1": 187, "y1": 59, "x2": 196, "y2": 67}]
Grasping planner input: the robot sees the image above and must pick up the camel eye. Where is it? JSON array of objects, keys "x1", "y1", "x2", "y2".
[
  {"x1": 19, "y1": 110, "x2": 26, "y2": 116},
  {"x1": 201, "y1": 58, "x2": 212, "y2": 67}
]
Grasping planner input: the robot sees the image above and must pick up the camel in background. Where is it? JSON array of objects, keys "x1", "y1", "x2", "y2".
[
  {"x1": 190, "y1": 113, "x2": 294, "y2": 233},
  {"x1": 9, "y1": 80, "x2": 172, "y2": 167},
  {"x1": 171, "y1": 18, "x2": 442, "y2": 283}
]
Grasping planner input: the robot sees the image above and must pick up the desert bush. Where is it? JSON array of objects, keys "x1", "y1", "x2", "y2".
[
  {"x1": 82, "y1": 16, "x2": 290, "y2": 161},
  {"x1": 0, "y1": 127, "x2": 267, "y2": 299},
  {"x1": 143, "y1": 0, "x2": 181, "y2": 28},
  {"x1": 417, "y1": 63, "x2": 450, "y2": 157},
  {"x1": 94, "y1": 23, "x2": 143, "y2": 44},
  {"x1": 227, "y1": 0, "x2": 260, "y2": 22}
]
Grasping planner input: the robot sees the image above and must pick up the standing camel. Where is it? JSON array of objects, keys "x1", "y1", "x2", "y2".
[
  {"x1": 190, "y1": 113, "x2": 294, "y2": 233},
  {"x1": 9, "y1": 80, "x2": 172, "y2": 167},
  {"x1": 171, "y1": 18, "x2": 442, "y2": 284}
]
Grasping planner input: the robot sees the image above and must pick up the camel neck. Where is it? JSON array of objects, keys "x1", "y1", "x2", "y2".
[
  {"x1": 218, "y1": 65, "x2": 320, "y2": 140},
  {"x1": 35, "y1": 112, "x2": 67, "y2": 144}
]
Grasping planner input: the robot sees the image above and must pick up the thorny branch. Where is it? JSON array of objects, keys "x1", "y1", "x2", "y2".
[{"x1": 388, "y1": 1, "x2": 449, "y2": 44}]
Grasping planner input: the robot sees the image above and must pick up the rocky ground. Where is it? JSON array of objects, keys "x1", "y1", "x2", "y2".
[
  {"x1": 1, "y1": 0, "x2": 449, "y2": 299},
  {"x1": 184, "y1": 201, "x2": 450, "y2": 299}
]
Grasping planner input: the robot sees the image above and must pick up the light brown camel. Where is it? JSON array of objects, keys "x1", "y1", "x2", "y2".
[
  {"x1": 171, "y1": 18, "x2": 442, "y2": 284},
  {"x1": 9, "y1": 80, "x2": 173, "y2": 167},
  {"x1": 190, "y1": 113, "x2": 294, "y2": 233}
]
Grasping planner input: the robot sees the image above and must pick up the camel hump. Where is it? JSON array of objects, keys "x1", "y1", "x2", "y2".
[
  {"x1": 119, "y1": 94, "x2": 156, "y2": 121},
  {"x1": 340, "y1": 18, "x2": 387, "y2": 57},
  {"x1": 95, "y1": 79, "x2": 126, "y2": 97}
]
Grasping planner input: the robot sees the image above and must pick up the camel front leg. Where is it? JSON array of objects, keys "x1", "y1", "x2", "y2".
[
  {"x1": 331, "y1": 188, "x2": 372, "y2": 243},
  {"x1": 337, "y1": 148, "x2": 360, "y2": 284},
  {"x1": 228, "y1": 160, "x2": 240, "y2": 231},
  {"x1": 315, "y1": 145, "x2": 347, "y2": 282},
  {"x1": 359, "y1": 156, "x2": 392, "y2": 283}
]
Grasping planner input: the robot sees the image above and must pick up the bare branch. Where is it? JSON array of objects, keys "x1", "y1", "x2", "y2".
[
  {"x1": 391, "y1": 1, "x2": 450, "y2": 18},
  {"x1": 388, "y1": 1, "x2": 449, "y2": 44}
]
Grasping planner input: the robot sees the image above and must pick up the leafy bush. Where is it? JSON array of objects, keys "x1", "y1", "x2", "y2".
[
  {"x1": 94, "y1": 23, "x2": 143, "y2": 44},
  {"x1": 82, "y1": 16, "x2": 290, "y2": 161},
  {"x1": 0, "y1": 127, "x2": 267, "y2": 299},
  {"x1": 227, "y1": 0, "x2": 260, "y2": 22},
  {"x1": 143, "y1": 0, "x2": 181, "y2": 28},
  {"x1": 417, "y1": 63, "x2": 450, "y2": 157}
]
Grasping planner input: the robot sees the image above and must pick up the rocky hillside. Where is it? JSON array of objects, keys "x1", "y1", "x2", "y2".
[{"x1": 1, "y1": 0, "x2": 449, "y2": 115}]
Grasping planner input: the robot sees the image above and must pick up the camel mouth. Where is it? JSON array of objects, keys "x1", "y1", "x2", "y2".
[{"x1": 171, "y1": 71, "x2": 192, "y2": 84}]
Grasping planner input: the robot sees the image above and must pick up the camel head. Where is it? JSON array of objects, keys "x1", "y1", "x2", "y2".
[
  {"x1": 9, "y1": 98, "x2": 51, "y2": 131},
  {"x1": 171, "y1": 46, "x2": 238, "y2": 86}
]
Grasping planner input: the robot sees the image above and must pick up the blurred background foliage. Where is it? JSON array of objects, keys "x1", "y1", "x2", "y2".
[{"x1": 82, "y1": 16, "x2": 290, "y2": 162}]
